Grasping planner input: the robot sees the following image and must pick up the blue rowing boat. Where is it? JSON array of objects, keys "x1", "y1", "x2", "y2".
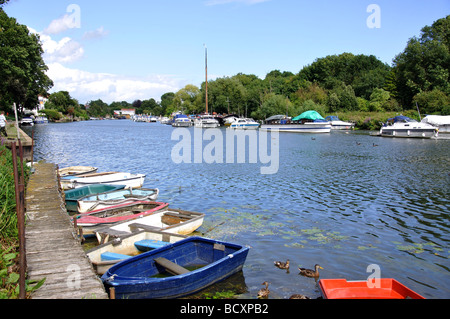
[{"x1": 101, "y1": 236, "x2": 250, "y2": 299}]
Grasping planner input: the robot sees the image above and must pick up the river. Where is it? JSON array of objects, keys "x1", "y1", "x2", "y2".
[{"x1": 23, "y1": 120, "x2": 450, "y2": 299}]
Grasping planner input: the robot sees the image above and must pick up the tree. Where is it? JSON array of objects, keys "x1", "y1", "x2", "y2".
[
  {"x1": 413, "y1": 89, "x2": 450, "y2": 115},
  {"x1": 173, "y1": 85, "x2": 202, "y2": 114},
  {"x1": 206, "y1": 77, "x2": 247, "y2": 115},
  {"x1": 0, "y1": 9, "x2": 53, "y2": 111},
  {"x1": 298, "y1": 53, "x2": 390, "y2": 99},
  {"x1": 87, "y1": 99, "x2": 110, "y2": 117},
  {"x1": 45, "y1": 91, "x2": 78, "y2": 113},
  {"x1": 369, "y1": 88, "x2": 390, "y2": 112},
  {"x1": 393, "y1": 15, "x2": 450, "y2": 108},
  {"x1": 160, "y1": 92, "x2": 175, "y2": 115},
  {"x1": 251, "y1": 93, "x2": 293, "y2": 120}
]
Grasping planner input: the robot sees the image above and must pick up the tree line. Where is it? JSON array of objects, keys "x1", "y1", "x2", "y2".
[{"x1": 1, "y1": 1, "x2": 448, "y2": 121}]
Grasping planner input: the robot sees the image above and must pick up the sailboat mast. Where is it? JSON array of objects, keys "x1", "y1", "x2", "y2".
[{"x1": 205, "y1": 44, "x2": 208, "y2": 114}]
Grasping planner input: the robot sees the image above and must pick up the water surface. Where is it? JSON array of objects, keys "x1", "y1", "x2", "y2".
[{"x1": 24, "y1": 120, "x2": 450, "y2": 299}]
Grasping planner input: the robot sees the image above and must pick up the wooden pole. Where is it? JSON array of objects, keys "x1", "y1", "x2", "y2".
[
  {"x1": 11, "y1": 142, "x2": 26, "y2": 299},
  {"x1": 204, "y1": 44, "x2": 208, "y2": 115}
]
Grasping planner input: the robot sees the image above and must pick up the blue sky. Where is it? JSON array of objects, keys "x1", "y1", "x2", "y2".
[{"x1": 4, "y1": 0, "x2": 449, "y2": 104}]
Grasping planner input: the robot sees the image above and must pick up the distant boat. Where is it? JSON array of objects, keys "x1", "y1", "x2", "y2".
[
  {"x1": 194, "y1": 114, "x2": 220, "y2": 128},
  {"x1": 20, "y1": 117, "x2": 34, "y2": 126},
  {"x1": 77, "y1": 187, "x2": 159, "y2": 213},
  {"x1": 229, "y1": 118, "x2": 260, "y2": 130},
  {"x1": 34, "y1": 116, "x2": 48, "y2": 124},
  {"x1": 379, "y1": 115, "x2": 438, "y2": 138},
  {"x1": 75, "y1": 201, "x2": 169, "y2": 237},
  {"x1": 61, "y1": 172, "x2": 146, "y2": 190},
  {"x1": 58, "y1": 166, "x2": 98, "y2": 177},
  {"x1": 64, "y1": 184, "x2": 126, "y2": 213},
  {"x1": 325, "y1": 115, "x2": 355, "y2": 130},
  {"x1": 171, "y1": 114, "x2": 192, "y2": 127},
  {"x1": 260, "y1": 111, "x2": 331, "y2": 133},
  {"x1": 421, "y1": 115, "x2": 450, "y2": 133},
  {"x1": 86, "y1": 229, "x2": 188, "y2": 275},
  {"x1": 94, "y1": 207, "x2": 205, "y2": 243},
  {"x1": 101, "y1": 236, "x2": 250, "y2": 299},
  {"x1": 318, "y1": 278, "x2": 425, "y2": 299}
]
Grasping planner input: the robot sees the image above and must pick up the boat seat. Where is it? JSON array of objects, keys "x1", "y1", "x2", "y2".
[
  {"x1": 154, "y1": 257, "x2": 190, "y2": 276},
  {"x1": 101, "y1": 251, "x2": 132, "y2": 261},
  {"x1": 134, "y1": 239, "x2": 169, "y2": 251},
  {"x1": 128, "y1": 223, "x2": 161, "y2": 232}
]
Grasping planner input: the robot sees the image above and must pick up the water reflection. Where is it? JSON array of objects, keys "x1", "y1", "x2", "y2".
[{"x1": 24, "y1": 121, "x2": 450, "y2": 299}]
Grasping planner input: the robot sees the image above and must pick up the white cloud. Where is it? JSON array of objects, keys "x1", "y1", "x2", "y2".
[
  {"x1": 204, "y1": 0, "x2": 270, "y2": 6},
  {"x1": 41, "y1": 35, "x2": 84, "y2": 63},
  {"x1": 83, "y1": 26, "x2": 109, "y2": 40},
  {"x1": 46, "y1": 63, "x2": 184, "y2": 103},
  {"x1": 44, "y1": 13, "x2": 79, "y2": 35}
]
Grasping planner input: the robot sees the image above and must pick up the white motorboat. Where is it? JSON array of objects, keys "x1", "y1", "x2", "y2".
[
  {"x1": 229, "y1": 118, "x2": 260, "y2": 130},
  {"x1": 260, "y1": 111, "x2": 331, "y2": 133},
  {"x1": 421, "y1": 115, "x2": 450, "y2": 133},
  {"x1": 194, "y1": 114, "x2": 220, "y2": 128},
  {"x1": 223, "y1": 114, "x2": 239, "y2": 127},
  {"x1": 20, "y1": 117, "x2": 34, "y2": 126},
  {"x1": 379, "y1": 115, "x2": 439, "y2": 138},
  {"x1": 62, "y1": 172, "x2": 146, "y2": 190},
  {"x1": 325, "y1": 116, "x2": 355, "y2": 130},
  {"x1": 172, "y1": 114, "x2": 192, "y2": 127}
]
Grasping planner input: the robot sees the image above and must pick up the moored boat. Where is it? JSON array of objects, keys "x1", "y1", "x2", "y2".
[
  {"x1": 171, "y1": 114, "x2": 192, "y2": 127},
  {"x1": 229, "y1": 118, "x2": 260, "y2": 130},
  {"x1": 379, "y1": 115, "x2": 439, "y2": 138},
  {"x1": 86, "y1": 230, "x2": 187, "y2": 275},
  {"x1": 421, "y1": 115, "x2": 450, "y2": 133},
  {"x1": 325, "y1": 115, "x2": 355, "y2": 130},
  {"x1": 58, "y1": 166, "x2": 98, "y2": 177},
  {"x1": 62, "y1": 172, "x2": 146, "y2": 190},
  {"x1": 194, "y1": 114, "x2": 220, "y2": 128},
  {"x1": 94, "y1": 207, "x2": 205, "y2": 243},
  {"x1": 64, "y1": 184, "x2": 126, "y2": 212},
  {"x1": 318, "y1": 278, "x2": 425, "y2": 299},
  {"x1": 101, "y1": 236, "x2": 250, "y2": 299},
  {"x1": 74, "y1": 201, "x2": 169, "y2": 237},
  {"x1": 260, "y1": 111, "x2": 331, "y2": 133},
  {"x1": 77, "y1": 187, "x2": 159, "y2": 213}
]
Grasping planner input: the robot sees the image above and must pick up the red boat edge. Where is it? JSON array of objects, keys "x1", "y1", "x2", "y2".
[{"x1": 318, "y1": 278, "x2": 425, "y2": 299}]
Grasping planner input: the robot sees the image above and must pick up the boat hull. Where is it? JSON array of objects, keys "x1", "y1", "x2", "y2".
[
  {"x1": 58, "y1": 166, "x2": 98, "y2": 177},
  {"x1": 260, "y1": 122, "x2": 331, "y2": 133},
  {"x1": 86, "y1": 230, "x2": 187, "y2": 275},
  {"x1": 64, "y1": 184, "x2": 126, "y2": 212},
  {"x1": 75, "y1": 201, "x2": 169, "y2": 237},
  {"x1": 94, "y1": 208, "x2": 205, "y2": 243},
  {"x1": 64, "y1": 173, "x2": 146, "y2": 190},
  {"x1": 101, "y1": 237, "x2": 250, "y2": 299},
  {"x1": 318, "y1": 279, "x2": 425, "y2": 299},
  {"x1": 380, "y1": 127, "x2": 438, "y2": 138},
  {"x1": 77, "y1": 188, "x2": 159, "y2": 213}
]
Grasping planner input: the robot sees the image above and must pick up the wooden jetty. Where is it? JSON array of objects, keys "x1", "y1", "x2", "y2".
[{"x1": 25, "y1": 163, "x2": 108, "y2": 299}]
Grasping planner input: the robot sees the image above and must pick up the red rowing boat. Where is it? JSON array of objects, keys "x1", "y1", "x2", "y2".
[{"x1": 318, "y1": 279, "x2": 425, "y2": 299}]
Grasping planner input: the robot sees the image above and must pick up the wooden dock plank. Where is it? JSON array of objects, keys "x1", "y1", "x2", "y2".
[{"x1": 25, "y1": 163, "x2": 109, "y2": 299}]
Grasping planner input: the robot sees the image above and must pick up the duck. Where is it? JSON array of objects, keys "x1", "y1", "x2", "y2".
[
  {"x1": 298, "y1": 264, "x2": 323, "y2": 278},
  {"x1": 373, "y1": 143, "x2": 379, "y2": 147},
  {"x1": 257, "y1": 281, "x2": 270, "y2": 299},
  {"x1": 289, "y1": 294, "x2": 310, "y2": 299},
  {"x1": 274, "y1": 259, "x2": 290, "y2": 270}
]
